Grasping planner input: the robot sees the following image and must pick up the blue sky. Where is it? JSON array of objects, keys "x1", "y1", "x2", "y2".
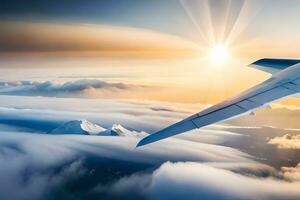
[
  {"x1": 0, "y1": 0, "x2": 193, "y2": 37},
  {"x1": 1, "y1": 0, "x2": 300, "y2": 39},
  {"x1": 2, "y1": 0, "x2": 300, "y2": 50}
]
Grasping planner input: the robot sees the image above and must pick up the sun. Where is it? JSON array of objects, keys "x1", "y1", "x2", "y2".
[{"x1": 208, "y1": 44, "x2": 230, "y2": 65}]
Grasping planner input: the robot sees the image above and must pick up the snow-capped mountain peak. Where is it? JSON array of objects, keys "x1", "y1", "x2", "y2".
[
  {"x1": 110, "y1": 124, "x2": 131, "y2": 136},
  {"x1": 50, "y1": 120, "x2": 147, "y2": 137},
  {"x1": 80, "y1": 119, "x2": 106, "y2": 135},
  {"x1": 50, "y1": 119, "x2": 106, "y2": 135}
]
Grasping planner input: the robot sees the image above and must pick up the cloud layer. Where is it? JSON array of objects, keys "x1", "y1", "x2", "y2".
[
  {"x1": 0, "y1": 21, "x2": 199, "y2": 58},
  {"x1": 1, "y1": 129, "x2": 300, "y2": 200},
  {"x1": 0, "y1": 130, "x2": 252, "y2": 200},
  {"x1": 149, "y1": 162, "x2": 300, "y2": 200},
  {"x1": 91, "y1": 162, "x2": 300, "y2": 200},
  {"x1": 0, "y1": 95, "x2": 300, "y2": 200},
  {"x1": 0, "y1": 79, "x2": 145, "y2": 98}
]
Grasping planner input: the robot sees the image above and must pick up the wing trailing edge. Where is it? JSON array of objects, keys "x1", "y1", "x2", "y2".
[{"x1": 137, "y1": 71, "x2": 300, "y2": 147}]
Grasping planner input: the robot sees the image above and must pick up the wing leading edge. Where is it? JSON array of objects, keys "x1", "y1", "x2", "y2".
[{"x1": 137, "y1": 76, "x2": 300, "y2": 147}]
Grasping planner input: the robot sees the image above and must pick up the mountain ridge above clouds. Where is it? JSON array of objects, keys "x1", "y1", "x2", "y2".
[{"x1": 50, "y1": 119, "x2": 147, "y2": 137}]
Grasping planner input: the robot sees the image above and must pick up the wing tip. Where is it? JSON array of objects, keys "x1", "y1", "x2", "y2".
[
  {"x1": 136, "y1": 134, "x2": 157, "y2": 148},
  {"x1": 136, "y1": 119, "x2": 198, "y2": 148},
  {"x1": 136, "y1": 140, "x2": 145, "y2": 148}
]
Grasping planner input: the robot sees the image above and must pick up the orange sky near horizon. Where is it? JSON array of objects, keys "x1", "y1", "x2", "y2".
[{"x1": 2, "y1": 0, "x2": 300, "y2": 107}]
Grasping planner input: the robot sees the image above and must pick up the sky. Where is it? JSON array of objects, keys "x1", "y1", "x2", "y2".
[
  {"x1": 2, "y1": 0, "x2": 300, "y2": 104},
  {"x1": 2, "y1": 1, "x2": 300, "y2": 200},
  {"x1": 0, "y1": 0, "x2": 300, "y2": 105}
]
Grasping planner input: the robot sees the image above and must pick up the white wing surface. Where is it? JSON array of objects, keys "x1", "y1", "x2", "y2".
[{"x1": 137, "y1": 74, "x2": 300, "y2": 147}]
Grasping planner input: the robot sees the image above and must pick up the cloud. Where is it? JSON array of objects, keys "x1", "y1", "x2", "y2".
[
  {"x1": 0, "y1": 79, "x2": 146, "y2": 98},
  {"x1": 0, "y1": 130, "x2": 253, "y2": 200},
  {"x1": 0, "y1": 21, "x2": 199, "y2": 58},
  {"x1": 0, "y1": 141, "x2": 87, "y2": 200},
  {"x1": 0, "y1": 95, "x2": 201, "y2": 133},
  {"x1": 0, "y1": 95, "x2": 262, "y2": 199},
  {"x1": 280, "y1": 163, "x2": 300, "y2": 182},
  {"x1": 2, "y1": 124, "x2": 298, "y2": 200},
  {"x1": 268, "y1": 134, "x2": 300, "y2": 149},
  {"x1": 92, "y1": 162, "x2": 300, "y2": 200},
  {"x1": 1, "y1": 95, "x2": 300, "y2": 199},
  {"x1": 92, "y1": 173, "x2": 152, "y2": 200},
  {"x1": 148, "y1": 162, "x2": 300, "y2": 200},
  {"x1": 228, "y1": 106, "x2": 300, "y2": 130}
]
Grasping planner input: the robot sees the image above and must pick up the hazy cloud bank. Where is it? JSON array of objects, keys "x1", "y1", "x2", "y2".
[
  {"x1": 1, "y1": 129, "x2": 300, "y2": 200},
  {"x1": 0, "y1": 21, "x2": 199, "y2": 58},
  {"x1": 148, "y1": 162, "x2": 300, "y2": 200},
  {"x1": 92, "y1": 162, "x2": 300, "y2": 200},
  {"x1": 0, "y1": 95, "x2": 300, "y2": 199},
  {"x1": 0, "y1": 130, "x2": 252, "y2": 200},
  {"x1": 0, "y1": 79, "x2": 146, "y2": 98}
]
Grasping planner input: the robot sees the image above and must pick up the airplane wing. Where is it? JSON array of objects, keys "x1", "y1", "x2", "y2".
[{"x1": 137, "y1": 76, "x2": 300, "y2": 147}]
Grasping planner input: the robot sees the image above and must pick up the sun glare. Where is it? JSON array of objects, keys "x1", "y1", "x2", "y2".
[{"x1": 208, "y1": 44, "x2": 229, "y2": 65}]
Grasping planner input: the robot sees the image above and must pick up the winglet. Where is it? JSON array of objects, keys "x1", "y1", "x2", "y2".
[{"x1": 249, "y1": 58, "x2": 300, "y2": 74}]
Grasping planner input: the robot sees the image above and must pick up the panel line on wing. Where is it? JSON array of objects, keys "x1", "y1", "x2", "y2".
[
  {"x1": 191, "y1": 81, "x2": 289, "y2": 121},
  {"x1": 191, "y1": 119, "x2": 199, "y2": 128},
  {"x1": 137, "y1": 77, "x2": 300, "y2": 147},
  {"x1": 191, "y1": 82, "x2": 296, "y2": 128},
  {"x1": 236, "y1": 99, "x2": 260, "y2": 110},
  {"x1": 234, "y1": 104, "x2": 248, "y2": 110},
  {"x1": 282, "y1": 82, "x2": 299, "y2": 92}
]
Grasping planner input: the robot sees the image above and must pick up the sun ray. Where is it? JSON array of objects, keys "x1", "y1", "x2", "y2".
[
  {"x1": 204, "y1": 0, "x2": 217, "y2": 44},
  {"x1": 225, "y1": 0, "x2": 269, "y2": 46},
  {"x1": 180, "y1": 0, "x2": 273, "y2": 66},
  {"x1": 180, "y1": 0, "x2": 210, "y2": 45}
]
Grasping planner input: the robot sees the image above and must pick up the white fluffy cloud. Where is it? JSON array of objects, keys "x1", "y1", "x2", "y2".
[
  {"x1": 0, "y1": 95, "x2": 300, "y2": 200},
  {"x1": 0, "y1": 95, "x2": 200, "y2": 133},
  {"x1": 268, "y1": 134, "x2": 300, "y2": 149},
  {"x1": 0, "y1": 95, "x2": 259, "y2": 199},
  {"x1": 280, "y1": 163, "x2": 300, "y2": 181},
  {"x1": 148, "y1": 162, "x2": 300, "y2": 200},
  {"x1": 95, "y1": 162, "x2": 300, "y2": 200},
  {"x1": 0, "y1": 130, "x2": 252, "y2": 200}
]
